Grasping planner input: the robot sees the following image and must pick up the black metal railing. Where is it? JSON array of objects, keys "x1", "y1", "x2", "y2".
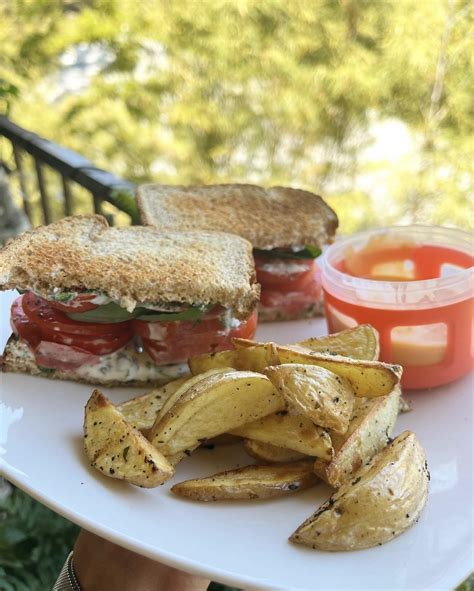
[{"x1": 0, "y1": 116, "x2": 139, "y2": 225}]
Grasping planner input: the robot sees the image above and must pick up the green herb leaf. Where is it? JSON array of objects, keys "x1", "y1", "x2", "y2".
[
  {"x1": 66, "y1": 302, "x2": 137, "y2": 323},
  {"x1": 123, "y1": 446, "x2": 130, "y2": 461},
  {"x1": 67, "y1": 302, "x2": 213, "y2": 324},
  {"x1": 135, "y1": 304, "x2": 212, "y2": 323},
  {"x1": 254, "y1": 245, "x2": 321, "y2": 260}
]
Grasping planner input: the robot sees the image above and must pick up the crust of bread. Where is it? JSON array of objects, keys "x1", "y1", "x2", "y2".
[
  {"x1": 258, "y1": 301, "x2": 323, "y2": 322},
  {"x1": 0, "y1": 215, "x2": 259, "y2": 317},
  {"x1": 137, "y1": 184, "x2": 338, "y2": 250},
  {"x1": 1, "y1": 336, "x2": 187, "y2": 387}
]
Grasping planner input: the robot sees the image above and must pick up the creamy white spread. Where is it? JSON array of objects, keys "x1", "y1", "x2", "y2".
[
  {"x1": 73, "y1": 346, "x2": 188, "y2": 383},
  {"x1": 259, "y1": 260, "x2": 311, "y2": 275}
]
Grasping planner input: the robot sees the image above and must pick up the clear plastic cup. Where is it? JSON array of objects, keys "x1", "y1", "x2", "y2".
[{"x1": 321, "y1": 225, "x2": 474, "y2": 389}]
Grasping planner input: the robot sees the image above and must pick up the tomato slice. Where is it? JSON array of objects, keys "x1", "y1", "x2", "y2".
[
  {"x1": 10, "y1": 296, "x2": 42, "y2": 350},
  {"x1": 22, "y1": 292, "x2": 130, "y2": 337},
  {"x1": 142, "y1": 310, "x2": 258, "y2": 365},
  {"x1": 132, "y1": 316, "x2": 225, "y2": 340},
  {"x1": 47, "y1": 293, "x2": 99, "y2": 313},
  {"x1": 260, "y1": 277, "x2": 321, "y2": 316},
  {"x1": 38, "y1": 325, "x2": 133, "y2": 355},
  {"x1": 255, "y1": 257, "x2": 316, "y2": 293},
  {"x1": 34, "y1": 341, "x2": 100, "y2": 371}
]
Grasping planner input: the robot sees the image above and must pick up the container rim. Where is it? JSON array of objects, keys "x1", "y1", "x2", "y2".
[{"x1": 322, "y1": 224, "x2": 473, "y2": 296}]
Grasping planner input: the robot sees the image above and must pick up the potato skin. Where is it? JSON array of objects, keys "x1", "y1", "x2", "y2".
[
  {"x1": 243, "y1": 439, "x2": 307, "y2": 463},
  {"x1": 84, "y1": 390, "x2": 174, "y2": 488},
  {"x1": 171, "y1": 461, "x2": 319, "y2": 501},
  {"x1": 265, "y1": 364, "x2": 355, "y2": 434},
  {"x1": 325, "y1": 387, "x2": 400, "y2": 487},
  {"x1": 290, "y1": 431, "x2": 429, "y2": 551}
]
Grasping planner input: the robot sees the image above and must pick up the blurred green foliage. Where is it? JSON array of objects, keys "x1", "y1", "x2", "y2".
[
  {"x1": 0, "y1": 0, "x2": 472, "y2": 231},
  {"x1": 0, "y1": 485, "x2": 239, "y2": 591},
  {"x1": 0, "y1": 485, "x2": 79, "y2": 591}
]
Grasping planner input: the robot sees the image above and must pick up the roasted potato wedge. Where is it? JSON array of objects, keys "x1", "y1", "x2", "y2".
[
  {"x1": 294, "y1": 325, "x2": 380, "y2": 361},
  {"x1": 290, "y1": 431, "x2": 429, "y2": 551},
  {"x1": 324, "y1": 386, "x2": 401, "y2": 487},
  {"x1": 233, "y1": 324, "x2": 379, "y2": 361},
  {"x1": 275, "y1": 348, "x2": 401, "y2": 398},
  {"x1": 152, "y1": 368, "x2": 236, "y2": 427},
  {"x1": 84, "y1": 390, "x2": 174, "y2": 488},
  {"x1": 171, "y1": 461, "x2": 319, "y2": 501},
  {"x1": 116, "y1": 377, "x2": 189, "y2": 432},
  {"x1": 231, "y1": 412, "x2": 334, "y2": 460},
  {"x1": 243, "y1": 439, "x2": 307, "y2": 463},
  {"x1": 232, "y1": 339, "x2": 401, "y2": 397},
  {"x1": 189, "y1": 343, "x2": 279, "y2": 374},
  {"x1": 313, "y1": 459, "x2": 330, "y2": 484},
  {"x1": 149, "y1": 371, "x2": 285, "y2": 456},
  {"x1": 265, "y1": 364, "x2": 355, "y2": 434}
]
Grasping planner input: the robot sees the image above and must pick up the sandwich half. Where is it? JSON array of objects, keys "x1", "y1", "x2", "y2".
[
  {"x1": 137, "y1": 184, "x2": 338, "y2": 322},
  {"x1": 0, "y1": 215, "x2": 259, "y2": 386}
]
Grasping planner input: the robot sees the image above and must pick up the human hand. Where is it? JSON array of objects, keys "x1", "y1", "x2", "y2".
[{"x1": 73, "y1": 529, "x2": 211, "y2": 591}]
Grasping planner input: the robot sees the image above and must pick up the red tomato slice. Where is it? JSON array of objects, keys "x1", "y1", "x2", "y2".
[
  {"x1": 47, "y1": 293, "x2": 99, "y2": 313},
  {"x1": 10, "y1": 296, "x2": 41, "y2": 350},
  {"x1": 34, "y1": 341, "x2": 100, "y2": 371},
  {"x1": 22, "y1": 292, "x2": 130, "y2": 337},
  {"x1": 38, "y1": 325, "x2": 133, "y2": 355},
  {"x1": 142, "y1": 310, "x2": 258, "y2": 365},
  {"x1": 132, "y1": 316, "x2": 225, "y2": 340},
  {"x1": 255, "y1": 257, "x2": 316, "y2": 293},
  {"x1": 260, "y1": 277, "x2": 321, "y2": 316}
]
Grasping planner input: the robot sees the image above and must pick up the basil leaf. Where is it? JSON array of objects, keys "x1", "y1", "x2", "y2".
[
  {"x1": 136, "y1": 305, "x2": 212, "y2": 323},
  {"x1": 66, "y1": 302, "x2": 137, "y2": 323},
  {"x1": 54, "y1": 291, "x2": 77, "y2": 303},
  {"x1": 254, "y1": 245, "x2": 321, "y2": 260},
  {"x1": 66, "y1": 302, "x2": 212, "y2": 324}
]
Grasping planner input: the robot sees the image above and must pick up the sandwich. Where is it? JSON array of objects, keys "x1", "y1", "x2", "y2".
[
  {"x1": 0, "y1": 215, "x2": 259, "y2": 386},
  {"x1": 137, "y1": 184, "x2": 338, "y2": 322}
]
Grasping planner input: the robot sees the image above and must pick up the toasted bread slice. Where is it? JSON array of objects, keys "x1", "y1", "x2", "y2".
[
  {"x1": 137, "y1": 184, "x2": 338, "y2": 250},
  {"x1": 1, "y1": 336, "x2": 188, "y2": 387},
  {"x1": 0, "y1": 215, "x2": 259, "y2": 317}
]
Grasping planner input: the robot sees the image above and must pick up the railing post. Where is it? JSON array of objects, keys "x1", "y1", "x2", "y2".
[
  {"x1": 34, "y1": 159, "x2": 52, "y2": 224},
  {"x1": 92, "y1": 191, "x2": 103, "y2": 216},
  {"x1": 61, "y1": 175, "x2": 73, "y2": 217},
  {"x1": 12, "y1": 145, "x2": 32, "y2": 222}
]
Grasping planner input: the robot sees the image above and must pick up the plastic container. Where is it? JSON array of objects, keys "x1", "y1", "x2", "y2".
[{"x1": 321, "y1": 226, "x2": 474, "y2": 389}]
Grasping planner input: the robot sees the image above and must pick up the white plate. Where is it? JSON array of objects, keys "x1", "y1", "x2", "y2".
[{"x1": 0, "y1": 290, "x2": 472, "y2": 591}]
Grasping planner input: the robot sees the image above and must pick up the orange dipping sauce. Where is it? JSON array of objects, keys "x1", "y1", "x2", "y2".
[{"x1": 322, "y1": 227, "x2": 474, "y2": 389}]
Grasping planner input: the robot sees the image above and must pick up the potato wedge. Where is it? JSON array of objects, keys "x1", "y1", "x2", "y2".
[
  {"x1": 324, "y1": 386, "x2": 401, "y2": 487},
  {"x1": 149, "y1": 371, "x2": 285, "y2": 456},
  {"x1": 313, "y1": 459, "x2": 330, "y2": 484},
  {"x1": 294, "y1": 325, "x2": 380, "y2": 361},
  {"x1": 153, "y1": 367, "x2": 236, "y2": 427},
  {"x1": 290, "y1": 431, "x2": 429, "y2": 550},
  {"x1": 84, "y1": 390, "x2": 174, "y2": 488},
  {"x1": 189, "y1": 343, "x2": 279, "y2": 374},
  {"x1": 243, "y1": 439, "x2": 307, "y2": 463},
  {"x1": 265, "y1": 364, "x2": 355, "y2": 434},
  {"x1": 231, "y1": 412, "x2": 334, "y2": 460},
  {"x1": 116, "y1": 377, "x2": 189, "y2": 432},
  {"x1": 275, "y1": 348, "x2": 401, "y2": 398},
  {"x1": 171, "y1": 461, "x2": 319, "y2": 501},
  {"x1": 233, "y1": 324, "x2": 380, "y2": 361},
  {"x1": 232, "y1": 339, "x2": 401, "y2": 397}
]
